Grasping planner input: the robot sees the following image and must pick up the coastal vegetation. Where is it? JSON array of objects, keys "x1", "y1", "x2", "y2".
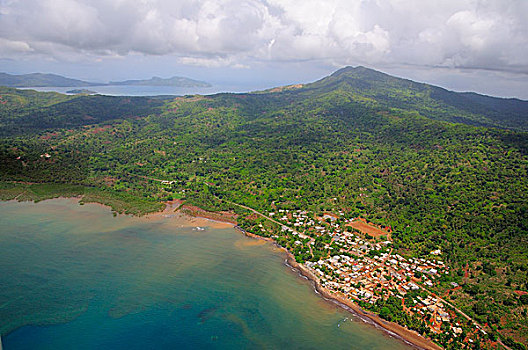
[
  {"x1": 0, "y1": 182, "x2": 163, "y2": 215},
  {"x1": 1, "y1": 66, "x2": 527, "y2": 348},
  {"x1": 66, "y1": 89, "x2": 97, "y2": 94}
]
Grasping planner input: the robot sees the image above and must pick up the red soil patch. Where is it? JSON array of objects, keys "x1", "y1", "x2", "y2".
[
  {"x1": 347, "y1": 218, "x2": 391, "y2": 238},
  {"x1": 40, "y1": 132, "x2": 58, "y2": 140},
  {"x1": 268, "y1": 84, "x2": 303, "y2": 93},
  {"x1": 246, "y1": 213, "x2": 259, "y2": 221},
  {"x1": 443, "y1": 286, "x2": 462, "y2": 297},
  {"x1": 91, "y1": 127, "x2": 107, "y2": 134}
]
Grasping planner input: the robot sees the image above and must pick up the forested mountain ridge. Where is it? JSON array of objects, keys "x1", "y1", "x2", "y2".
[
  {"x1": 1, "y1": 67, "x2": 528, "y2": 348},
  {"x1": 0, "y1": 87, "x2": 166, "y2": 136},
  {"x1": 292, "y1": 66, "x2": 528, "y2": 131}
]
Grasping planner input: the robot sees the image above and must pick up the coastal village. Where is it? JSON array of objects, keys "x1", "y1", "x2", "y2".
[
  {"x1": 154, "y1": 183, "x2": 500, "y2": 349},
  {"x1": 254, "y1": 207, "x2": 494, "y2": 349}
]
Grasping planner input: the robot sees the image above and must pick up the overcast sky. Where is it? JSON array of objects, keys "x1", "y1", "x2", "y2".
[{"x1": 1, "y1": 0, "x2": 527, "y2": 98}]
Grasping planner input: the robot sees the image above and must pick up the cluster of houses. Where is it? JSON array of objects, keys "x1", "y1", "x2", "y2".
[
  {"x1": 262, "y1": 207, "x2": 496, "y2": 347},
  {"x1": 270, "y1": 208, "x2": 473, "y2": 336},
  {"x1": 271, "y1": 209, "x2": 316, "y2": 228},
  {"x1": 304, "y1": 232, "x2": 461, "y2": 334}
]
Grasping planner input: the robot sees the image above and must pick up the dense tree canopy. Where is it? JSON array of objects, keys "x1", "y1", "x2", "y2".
[{"x1": 1, "y1": 67, "x2": 528, "y2": 346}]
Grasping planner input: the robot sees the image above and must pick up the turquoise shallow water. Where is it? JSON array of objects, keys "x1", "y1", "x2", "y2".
[{"x1": 0, "y1": 199, "x2": 412, "y2": 349}]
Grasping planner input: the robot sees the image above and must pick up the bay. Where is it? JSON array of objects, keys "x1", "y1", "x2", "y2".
[
  {"x1": 0, "y1": 199, "x2": 412, "y2": 349},
  {"x1": 17, "y1": 82, "x2": 272, "y2": 97}
]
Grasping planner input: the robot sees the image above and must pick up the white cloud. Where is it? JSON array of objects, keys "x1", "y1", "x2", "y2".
[
  {"x1": 0, "y1": 0, "x2": 527, "y2": 73},
  {"x1": 0, "y1": 38, "x2": 33, "y2": 55}
]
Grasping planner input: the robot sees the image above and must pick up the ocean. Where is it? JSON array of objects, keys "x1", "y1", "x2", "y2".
[
  {"x1": 0, "y1": 199, "x2": 412, "y2": 349},
  {"x1": 18, "y1": 82, "x2": 273, "y2": 97}
]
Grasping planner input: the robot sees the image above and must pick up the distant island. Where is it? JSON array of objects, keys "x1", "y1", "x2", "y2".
[
  {"x1": 0, "y1": 72, "x2": 210, "y2": 88},
  {"x1": 0, "y1": 72, "x2": 99, "y2": 87},
  {"x1": 109, "y1": 76, "x2": 211, "y2": 87},
  {"x1": 66, "y1": 89, "x2": 97, "y2": 94}
]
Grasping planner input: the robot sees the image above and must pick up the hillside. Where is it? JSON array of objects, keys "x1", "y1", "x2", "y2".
[
  {"x1": 0, "y1": 72, "x2": 99, "y2": 87},
  {"x1": 295, "y1": 66, "x2": 528, "y2": 131},
  {"x1": 0, "y1": 87, "x2": 166, "y2": 136},
  {"x1": 1, "y1": 67, "x2": 527, "y2": 348}
]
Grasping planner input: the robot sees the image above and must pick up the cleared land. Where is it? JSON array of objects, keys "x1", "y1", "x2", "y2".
[{"x1": 347, "y1": 219, "x2": 391, "y2": 239}]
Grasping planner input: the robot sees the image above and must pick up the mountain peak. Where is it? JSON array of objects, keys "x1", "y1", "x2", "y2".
[
  {"x1": 302, "y1": 66, "x2": 528, "y2": 131},
  {"x1": 330, "y1": 66, "x2": 391, "y2": 81}
]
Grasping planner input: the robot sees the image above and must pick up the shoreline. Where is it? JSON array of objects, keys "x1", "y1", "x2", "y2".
[
  {"x1": 145, "y1": 200, "x2": 237, "y2": 229},
  {"x1": 236, "y1": 227, "x2": 441, "y2": 350},
  {"x1": 169, "y1": 201, "x2": 238, "y2": 225},
  {"x1": 2, "y1": 196, "x2": 441, "y2": 349},
  {"x1": 284, "y1": 256, "x2": 442, "y2": 350}
]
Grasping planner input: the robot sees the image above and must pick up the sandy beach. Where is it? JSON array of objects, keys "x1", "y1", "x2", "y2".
[{"x1": 140, "y1": 200, "x2": 235, "y2": 229}]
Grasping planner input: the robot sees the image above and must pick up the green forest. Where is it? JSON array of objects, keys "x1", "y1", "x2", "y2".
[{"x1": 1, "y1": 66, "x2": 527, "y2": 348}]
